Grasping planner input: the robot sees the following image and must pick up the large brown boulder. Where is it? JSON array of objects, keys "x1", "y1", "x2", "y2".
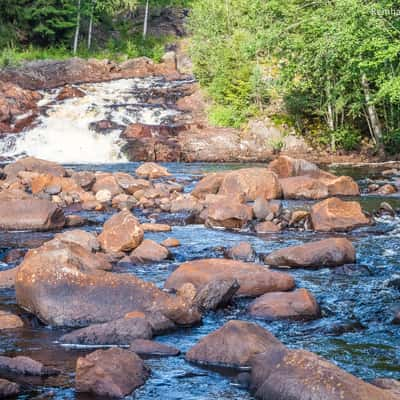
[
  {"x1": 0, "y1": 198, "x2": 65, "y2": 231},
  {"x1": 165, "y1": 259, "x2": 295, "y2": 297},
  {"x1": 191, "y1": 172, "x2": 227, "y2": 199},
  {"x1": 205, "y1": 201, "x2": 253, "y2": 229},
  {"x1": 186, "y1": 320, "x2": 285, "y2": 368},
  {"x1": 250, "y1": 348, "x2": 398, "y2": 400},
  {"x1": 4, "y1": 157, "x2": 66, "y2": 178},
  {"x1": 218, "y1": 168, "x2": 282, "y2": 201},
  {"x1": 249, "y1": 288, "x2": 320, "y2": 320},
  {"x1": 31, "y1": 174, "x2": 81, "y2": 194},
  {"x1": 279, "y1": 176, "x2": 328, "y2": 200},
  {"x1": 130, "y1": 239, "x2": 170, "y2": 263},
  {"x1": 98, "y1": 210, "x2": 144, "y2": 253},
  {"x1": 92, "y1": 173, "x2": 122, "y2": 197},
  {"x1": 311, "y1": 198, "x2": 370, "y2": 232},
  {"x1": 60, "y1": 316, "x2": 152, "y2": 345},
  {"x1": 325, "y1": 175, "x2": 360, "y2": 196},
  {"x1": 264, "y1": 238, "x2": 356, "y2": 268},
  {"x1": 76, "y1": 348, "x2": 149, "y2": 398},
  {"x1": 16, "y1": 239, "x2": 200, "y2": 327},
  {"x1": 0, "y1": 355, "x2": 59, "y2": 376}
]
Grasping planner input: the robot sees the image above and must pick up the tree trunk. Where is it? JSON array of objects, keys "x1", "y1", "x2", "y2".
[
  {"x1": 361, "y1": 73, "x2": 383, "y2": 149},
  {"x1": 73, "y1": 0, "x2": 81, "y2": 55},
  {"x1": 88, "y1": 1, "x2": 95, "y2": 50},
  {"x1": 143, "y1": 0, "x2": 149, "y2": 39}
]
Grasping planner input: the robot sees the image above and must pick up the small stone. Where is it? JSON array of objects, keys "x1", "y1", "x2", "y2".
[
  {"x1": 95, "y1": 189, "x2": 112, "y2": 203},
  {"x1": 162, "y1": 238, "x2": 181, "y2": 247}
]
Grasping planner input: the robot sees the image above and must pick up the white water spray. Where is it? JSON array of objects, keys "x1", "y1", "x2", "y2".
[{"x1": 0, "y1": 77, "x2": 181, "y2": 164}]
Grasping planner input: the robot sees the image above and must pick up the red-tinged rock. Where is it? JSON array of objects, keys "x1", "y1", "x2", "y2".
[
  {"x1": 136, "y1": 162, "x2": 170, "y2": 179},
  {"x1": 249, "y1": 288, "x2": 320, "y2": 320},
  {"x1": 56, "y1": 85, "x2": 85, "y2": 101},
  {"x1": 98, "y1": 210, "x2": 144, "y2": 253},
  {"x1": 186, "y1": 320, "x2": 284, "y2": 368},
  {"x1": 218, "y1": 168, "x2": 282, "y2": 201},
  {"x1": 264, "y1": 238, "x2": 356, "y2": 268},
  {"x1": 0, "y1": 310, "x2": 24, "y2": 330},
  {"x1": 165, "y1": 258, "x2": 294, "y2": 297},
  {"x1": 130, "y1": 339, "x2": 180, "y2": 357},
  {"x1": 279, "y1": 176, "x2": 328, "y2": 200},
  {"x1": 130, "y1": 239, "x2": 170, "y2": 263},
  {"x1": 76, "y1": 348, "x2": 149, "y2": 398},
  {"x1": 311, "y1": 198, "x2": 370, "y2": 232}
]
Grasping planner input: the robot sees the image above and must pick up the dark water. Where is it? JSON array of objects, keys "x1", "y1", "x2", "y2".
[{"x1": 0, "y1": 163, "x2": 400, "y2": 399}]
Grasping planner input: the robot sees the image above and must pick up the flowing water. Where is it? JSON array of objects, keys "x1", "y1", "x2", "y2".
[{"x1": 0, "y1": 78, "x2": 399, "y2": 399}]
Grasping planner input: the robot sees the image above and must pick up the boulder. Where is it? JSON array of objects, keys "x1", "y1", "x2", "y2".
[
  {"x1": 372, "y1": 378, "x2": 400, "y2": 396},
  {"x1": 253, "y1": 198, "x2": 281, "y2": 220},
  {"x1": 0, "y1": 267, "x2": 18, "y2": 289},
  {"x1": 375, "y1": 184, "x2": 397, "y2": 195},
  {"x1": 136, "y1": 162, "x2": 170, "y2": 179},
  {"x1": 165, "y1": 259, "x2": 295, "y2": 297},
  {"x1": 130, "y1": 239, "x2": 170, "y2": 263},
  {"x1": 255, "y1": 221, "x2": 281, "y2": 234},
  {"x1": 249, "y1": 288, "x2": 320, "y2": 320},
  {"x1": 186, "y1": 320, "x2": 284, "y2": 368},
  {"x1": 279, "y1": 176, "x2": 329, "y2": 200},
  {"x1": 218, "y1": 168, "x2": 282, "y2": 201},
  {"x1": 31, "y1": 174, "x2": 81, "y2": 194},
  {"x1": 193, "y1": 278, "x2": 239, "y2": 311},
  {"x1": 191, "y1": 172, "x2": 226, "y2": 199},
  {"x1": 76, "y1": 348, "x2": 149, "y2": 398},
  {"x1": 0, "y1": 355, "x2": 59, "y2": 376},
  {"x1": 54, "y1": 229, "x2": 100, "y2": 252},
  {"x1": 268, "y1": 156, "x2": 332, "y2": 179},
  {"x1": 95, "y1": 189, "x2": 112, "y2": 203},
  {"x1": 264, "y1": 238, "x2": 356, "y2": 268},
  {"x1": 225, "y1": 242, "x2": 256, "y2": 262},
  {"x1": 130, "y1": 339, "x2": 180, "y2": 357},
  {"x1": 311, "y1": 198, "x2": 370, "y2": 232},
  {"x1": 206, "y1": 201, "x2": 253, "y2": 229},
  {"x1": 162, "y1": 237, "x2": 181, "y2": 247},
  {"x1": 250, "y1": 348, "x2": 398, "y2": 400},
  {"x1": 170, "y1": 195, "x2": 203, "y2": 213},
  {"x1": 92, "y1": 174, "x2": 122, "y2": 197},
  {"x1": 71, "y1": 171, "x2": 96, "y2": 190},
  {"x1": 98, "y1": 210, "x2": 144, "y2": 253},
  {"x1": 60, "y1": 316, "x2": 152, "y2": 345},
  {"x1": 0, "y1": 310, "x2": 24, "y2": 329},
  {"x1": 4, "y1": 157, "x2": 66, "y2": 178},
  {"x1": 0, "y1": 378, "x2": 19, "y2": 397},
  {"x1": 325, "y1": 175, "x2": 360, "y2": 196},
  {"x1": 16, "y1": 239, "x2": 200, "y2": 327},
  {"x1": 0, "y1": 198, "x2": 65, "y2": 231}
]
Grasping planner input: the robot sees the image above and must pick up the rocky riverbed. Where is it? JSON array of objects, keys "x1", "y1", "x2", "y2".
[{"x1": 0, "y1": 155, "x2": 399, "y2": 399}]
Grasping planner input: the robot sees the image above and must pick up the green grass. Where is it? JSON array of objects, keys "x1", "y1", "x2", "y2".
[{"x1": 0, "y1": 34, "x2": 173, "y2": 68}]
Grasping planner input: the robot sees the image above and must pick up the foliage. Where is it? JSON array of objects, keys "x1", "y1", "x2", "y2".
[
  {"x1": 189, "y1": 0, "x2": 400, "y2": 153},
  {"x1": 383, "y1": 130, "x2": 400, "y2": 156}
]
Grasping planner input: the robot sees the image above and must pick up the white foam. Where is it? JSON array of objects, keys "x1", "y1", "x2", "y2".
[{"x1": 2, "y1": 77, "x2": 181, "y2": 164}]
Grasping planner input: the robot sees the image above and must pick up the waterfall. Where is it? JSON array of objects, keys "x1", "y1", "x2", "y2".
[{"x1": 0, "y1": 77, "x2": 183, "y2": 164}]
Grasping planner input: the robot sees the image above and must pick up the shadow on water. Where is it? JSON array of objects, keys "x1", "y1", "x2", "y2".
[{"x1": 0, "y1": 163, "x2": 399, "y2": 399}]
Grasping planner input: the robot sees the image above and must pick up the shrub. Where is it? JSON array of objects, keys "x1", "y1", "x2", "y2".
[{"x1": 383, "y1": 130, "x2": 400, "y2": 156}]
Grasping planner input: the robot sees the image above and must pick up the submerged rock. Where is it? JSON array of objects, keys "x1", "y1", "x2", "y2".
[
  {"x1": 225, "y1": 242, "x2": 256, "y2": 262},
  {"x1": 165, "y1": 258, "x2": 294, "y2": 297},
  {"x1": 0, "y1": 378, "x2": 19, "y2": 398},
  {"x1": 60, "y1": 317, "x2": 153, "y2": 345},
  {"x1": 76, "y1": 348, "x2": 149, "y2": 398},
  {"x1": 186, "y1": 320, "x2": 284, "y2": 368},
  {"x1": 264, "y1": 238, "x2": 356, "y2": 268},
  {"x1": 249, "y1": 288, "x2": 320, "y2": 320},
  {"x1": 0, "y1": 355, "x2": 59, "y2": 376},
  {"x1": 130, "y1": 339, "x2": 180, "y2": 357}
]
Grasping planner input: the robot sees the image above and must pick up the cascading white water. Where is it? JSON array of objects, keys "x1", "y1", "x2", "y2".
[{"x1": 0, "y1": 77, "x2": 182, "y2": 164}]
